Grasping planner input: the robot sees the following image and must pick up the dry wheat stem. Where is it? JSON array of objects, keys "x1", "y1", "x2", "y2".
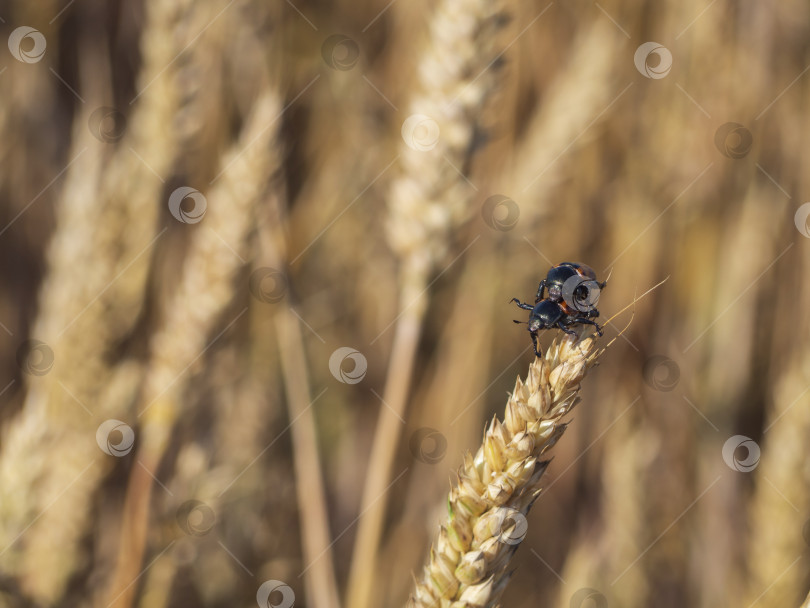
[
  {"x1": 346, "y1": 0, "x2": 506, "y2": 605},
  {"x1": 259, "y1": 143, "x2": 342, "y2": 607},
  {"x1": 407, "y1": 333, "x2": 600, "y2": 608},
  {"x1": 274, "y1": 311, "x2": 342, "y2": 608}
]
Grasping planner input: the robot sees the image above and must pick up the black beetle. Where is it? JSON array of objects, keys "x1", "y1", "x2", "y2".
[
  {"x1": 513, "y1": 261, "x2": 606, "y2": 357},
  {"x1": 535, "y1": 262, "x2": 605, "y2": 312},
  {"x1": 511, "y1": 298, "x2": 603, "y2": 357}
]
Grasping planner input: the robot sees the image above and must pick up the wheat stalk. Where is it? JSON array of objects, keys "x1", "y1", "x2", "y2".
[
  {"x1": 256, "y1": 131, "x2": 343, "y2": 608},
  {"x1": 346, "y1": 1, "x2": 507, "y2": 605},
  {"x1": 103, "y1": 87, "x2": 282, "y2": 608},
  {"x1": 407, "y1": 333, "x2": 601, "y2": 608}
]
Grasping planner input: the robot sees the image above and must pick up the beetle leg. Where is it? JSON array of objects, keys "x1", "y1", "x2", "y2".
[
  {"x1": 534, "y1": 280, "x2": 547, "y2": 303},
  {"x1": 510, "y1": 298, "x2": 534, "y2": 311},
  {"x1": 577, "y1": 306, "x2": 599, "y2": 319},
  {"x1": 557, "y1": 321, "x2": 578, "y2": 336},
  {"x1": 570, "y1": 317, "x2": 603, "y2": 337},
  {"x1": 531, "y1": 331, "x2": 542, "y2": 357}
]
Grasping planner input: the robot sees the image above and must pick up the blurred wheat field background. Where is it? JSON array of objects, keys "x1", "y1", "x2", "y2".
[{"x1": 0, "y1": 0, "x2": 809, "y2": 607}]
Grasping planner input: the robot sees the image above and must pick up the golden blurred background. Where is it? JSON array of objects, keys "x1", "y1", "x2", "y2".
[{"x1": 0, "y1": 0, "x2": 809, "y2": 607}]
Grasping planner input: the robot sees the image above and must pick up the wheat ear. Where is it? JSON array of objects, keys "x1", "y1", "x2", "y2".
[
  {"x1": 102, "y1": 88, "x2": 282, "y2": 608},
  {"x1": 407, "y1": 334, "x2": 600, "y2": 608},
  {"x1": 0, "y1": 0, "x2": 188, "y2": 599},
  {"x1": 346, "y1": 0, "x2": 507, "y2": 605}
]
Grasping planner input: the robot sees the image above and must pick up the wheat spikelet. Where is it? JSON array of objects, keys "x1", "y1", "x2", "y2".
[
  {"x1": 347, "y1": 1, "x2": 507, "y2": 606},
  {"x1": 377, "y1": 253, "x2": 503, "y2": 604},
  {"x1": 103, "y1": 87, "x2": 282, "y2": 608},
  {"x1": 407, "y1": 334, "x2": 600, "y2": 608},
  {"x1": 385, "y1": 0, "x2": 505, "y2": 294},
  {"x1": 0, "y1": 0, "x2": 193, "y2": 600}
]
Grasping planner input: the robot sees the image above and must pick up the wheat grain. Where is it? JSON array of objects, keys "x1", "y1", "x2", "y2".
[{"x1": 407, "y1": 333, "x2": 600, "y2": 608}]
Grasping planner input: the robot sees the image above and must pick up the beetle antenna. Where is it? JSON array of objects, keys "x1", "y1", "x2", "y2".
[{"x1": 513, "y1": 320, "x2": 524, "y2": 324}]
